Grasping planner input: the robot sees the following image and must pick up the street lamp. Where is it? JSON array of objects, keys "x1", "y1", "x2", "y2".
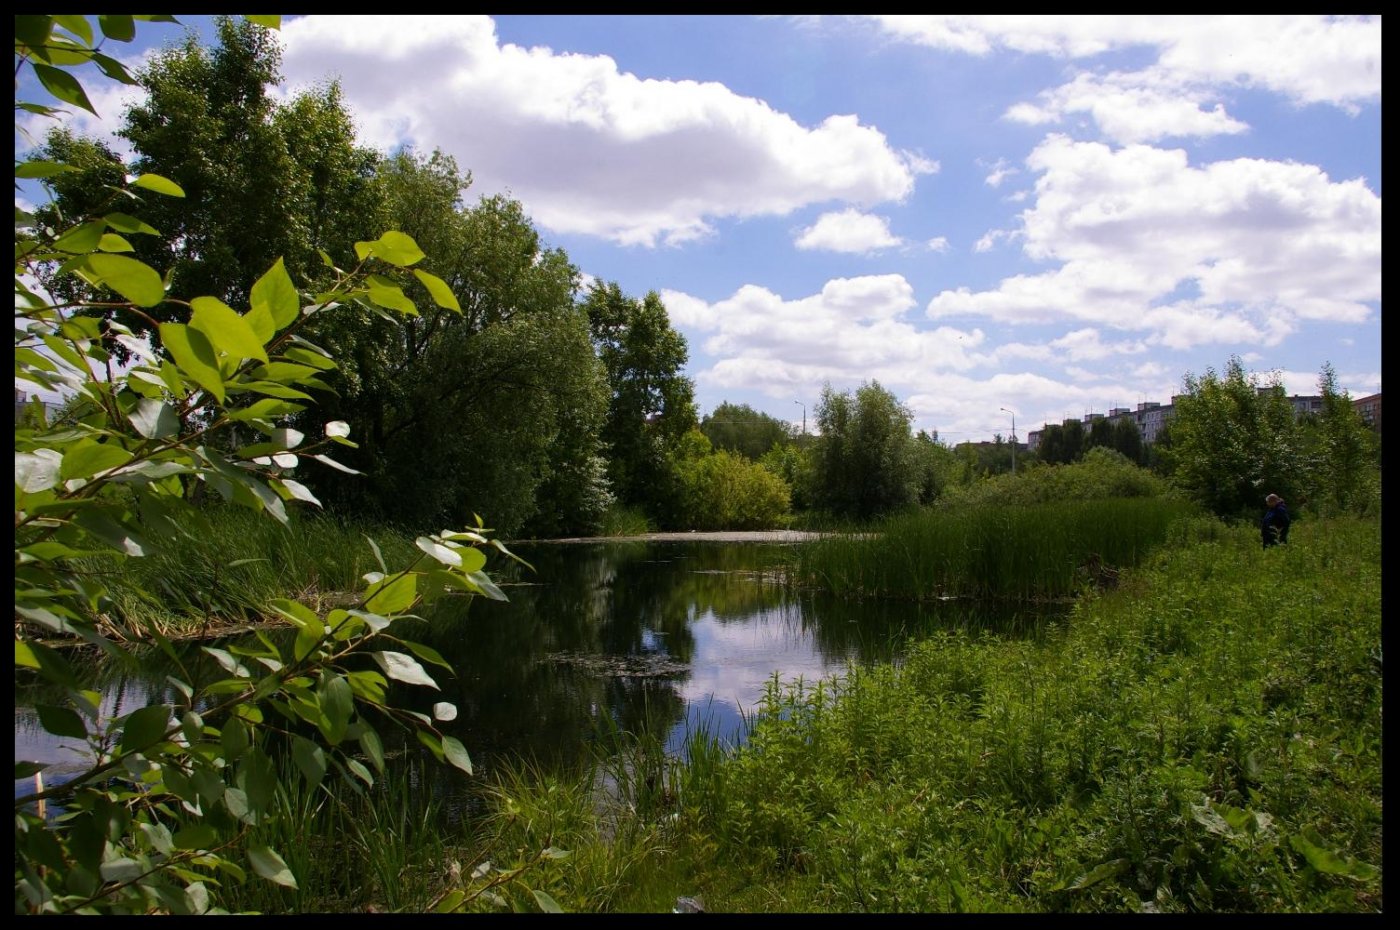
[
  {"x1": 794, "y1": 400, "x2": 805, "y2": 437},
  {"x1": 1000, "y1": 407, "x2": 1017, "y2": 475}
]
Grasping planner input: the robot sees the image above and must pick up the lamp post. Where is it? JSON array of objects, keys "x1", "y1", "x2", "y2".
[
  {"x1": 1000, "y1": 407, "x2": 1017, "y2": 475},
  {"x1": 794, "y1": 400, "x2": 805, "y2": 437}
]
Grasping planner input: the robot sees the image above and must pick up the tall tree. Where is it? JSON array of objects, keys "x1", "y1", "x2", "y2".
[
  {"x1": 811, "y1": 380, "x2": 917, "y2": 520},
  {"x1": 584, "y1": 282, "x2": 698, "y2": 521},
  {"x1": 1112, "y1": 416, "x2": 1144, "y2": 465},
  {"x1": 306, "y1": 150, "x2": 609, "y2": 536},
  {"x1": 1299, "y1": 363, "x2": 1381, "y2": 516},
  {"x1": 1162, "y1": 356, "x2": 1303, "y2": 518},
  {"x1": 700, "y1": 401, "x2": 794, "y2": 461}
]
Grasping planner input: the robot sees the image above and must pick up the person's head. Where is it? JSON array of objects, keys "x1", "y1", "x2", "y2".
[{"x1": 1266, "y1": 493, "x2": 1282, "y2": 506}]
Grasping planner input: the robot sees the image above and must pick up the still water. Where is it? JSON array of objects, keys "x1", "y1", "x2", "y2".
[{"x1": 16, "y1": 540, "x2": 1063, "y2": 801}]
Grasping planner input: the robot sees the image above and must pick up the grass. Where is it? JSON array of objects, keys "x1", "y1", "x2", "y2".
[
  {"x1": 794, "y1": 497, "x2": 1199, "y2": 602},
  {"x1": 82, "y1": 506, "x2": 422, "y2": 637},
  {"x1": 426, "y1": 512, "x2": 1380, "y2": 913}
]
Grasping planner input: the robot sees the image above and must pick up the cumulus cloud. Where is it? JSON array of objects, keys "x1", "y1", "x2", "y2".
[
  {"x1": 277, "y1": 15, "x2": 935, "y2": 247},
  {"x1": 927, "y1": 135, "x2": 1381, "y2": 350},
  {"x1": 1004, "y1": 71, "x2": 1249, "y2": 144},
  {"x1": 794, "y1": 209, "x2": 903, "y2": 253},
  {"x1": 867, "y1": 15, "x2": 1380, "y2": 142}
]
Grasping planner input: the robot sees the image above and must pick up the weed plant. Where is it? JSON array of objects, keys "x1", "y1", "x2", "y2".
[
  {"x1": 796, "y1": 497, "x2": 1198, "y2": 602},
  {"x1": 681, "y1": 515, "x2": 1382, "y2": 912}
]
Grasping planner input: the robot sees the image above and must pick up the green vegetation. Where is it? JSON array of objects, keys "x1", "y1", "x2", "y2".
[
  {"x1": 429, "y1": 513, "x2": 1379, "y2": 913},
  {"x1": 14, "y1": 13, "x2": 1383, "y2": 917},
  {"x1": 16, "y1": 16, "x2": 529, "y2": 915},
  {"x1": 796, "y1": 497, "x2": 1195, "y2": 602}
]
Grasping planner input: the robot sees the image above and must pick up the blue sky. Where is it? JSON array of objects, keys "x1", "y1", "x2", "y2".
[{"x1": 19, "y1": 15, "x2": 1383, "y2": 443}]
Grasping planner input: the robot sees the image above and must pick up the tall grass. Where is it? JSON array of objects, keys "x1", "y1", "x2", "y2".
[
  {"x1": 89, "y1": 506, "x2": 420, "y2": 635},
  {"x1": 795, "y1": 497, "x2": 1198, "y2": 601},
  {"x1": 676, "y1": 514, "x2": 1382, "y2": 912}
]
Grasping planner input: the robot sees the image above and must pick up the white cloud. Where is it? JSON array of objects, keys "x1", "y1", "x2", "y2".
[
  {"x1": 1004, "y1": 71, "x2": 1249, "y2": 144},
  {"x1": 983, "y1": 157, "x2": 1018, "y2": 187},
  {"x1": 868, "y1": 16, "x2": 1379, "y2": 144},
  {"x1": 926, "y1": 236, "x2": 950, "y2": 253},
  {"x1": 927, "y1": 136, "x2": 1381, "y2": 349},
  {"x1": 866, "y1": 15, "x2": 1380, "y2": 110},
  {"x1": 794, "y1": 209, "x2": 903, "y2": 253},
  {"x1": 279, "y1": 15, "x2": 935, "y2": 247}
]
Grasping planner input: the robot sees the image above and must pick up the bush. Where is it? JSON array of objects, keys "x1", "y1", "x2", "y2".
[{"x1": 676, "y1": 449, "x2": 792, "y2": 530}]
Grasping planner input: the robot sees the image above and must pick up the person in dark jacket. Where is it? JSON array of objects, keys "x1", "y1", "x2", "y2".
[{"x1": 1262, "y1": 493, "x2": 1290, "y2": 548}]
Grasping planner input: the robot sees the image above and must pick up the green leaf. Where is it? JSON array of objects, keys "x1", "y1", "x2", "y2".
[
  {"x1": 318, "y1": 675, "x2": 354, "y2": 746},
  {"x1": 97, "y1": 14, "x2": 135, "y2": 41},
  {"x1": 16, "y1": 449, "x2": 64, "y2": 492},
  {"x1": 416, "y1": 536, "x2": 462, "y2": 567},
  {"x1": 90, "y1": 52, "x2": 138, "y2": 85},
  {"x1": 246, "y1": 15, "x2": 282, "y2": 29},
  {"x1": 159, "y1": 323, "x2": 225, "y2": 402},
  {"x1": 441, "y1": 735, "x2": 473, "y2": 776},
  {"x1": 16, "y1": 160, "x2": 79, "y2": 179},
  {"x1": 98, "y1": 232, "x2": 135, "y2": 252},
  {"x1": 191, "y1": 296, "x2": 269, "y2": 363},
  {"x1": 359, "y1": 727, "x2": 385, "y2": 773},
  {"x1": 33, "y1": 62, "x2": 97, "y2": 114},
  {"x1": 128, "y1": 398, "x2": 179, "y2": 439},
  {"x1": 86, "y1": 253, "x2": 166, "y2": 306},
  {"x1": 372, "y1": 651, "x2": 439, "y2": 690},
  {"x1": 173, "y1": 824, "x2": 218, "y2": 851},
  {"x1": 103, "y1": 212, "x2": 161, "y2": 236},
  {"x1": 412, "y1": 269, "x2": 462, "y2": 312},
  {"x1": 250, "y1": 257, "x2": 300, "y2": 330},
  {"x1": 221, "y1": 716, "x2": 250, "y2": 760},
  {"x1": 59, "y1": 440, "x2": 134, "y2": 480},
  {"x1": 15, "y1": 761, "x2": 49, "y2": 779},
  {"x1": 242, "y1": 746, "x2": 276, "y2": 818},
  {"x1": 532, "y1": 889, "x2": 564, "y2": 913},
  {"x1": 366, "y1": 281, "x2": 418, "y2": 316},
  {"x1": 404, "y1": 640, "x2": 454, "y2": 672},
  {"x1": 365, "y1": 573, "x2": 418, "y2": 614},
  {"x1": 51, "y1": 15, "x2": 93, "y2": 45},
  {"x1": 120, "y1": 704, "x2": 171, "y2": 752},
  {"x1": 54, "y1": 220, "x2": 107, "y2": 254},
  {"x1": 1289, "y1": 830, "x2": 1381, "y2": 880},
  {"x1": 14, "y1": 15, "x2": 54, "y2": 48},
  {"x1": 354, "y1": 230, "x2": 426, "y2": 267},
  {"x1": 248, "y1": 846, "x2": 298, "y2": 889},
  {"x1": 130, "y1": 173, "x2": 185, "y2": 197},
  {"x1": 36, "y1": 704, "x2": 88, "y2": 740},
  {"x1": 1062, "y1": 858, "x2": 1129, "y2": 892}
]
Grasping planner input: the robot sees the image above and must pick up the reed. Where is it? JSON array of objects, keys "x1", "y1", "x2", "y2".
[
  {"x1": 88, "y1": 505, "x2": 420, "y2": 635},
  {"x1": 794, "y1": 497, "x2": 1198, "y2": 602}
]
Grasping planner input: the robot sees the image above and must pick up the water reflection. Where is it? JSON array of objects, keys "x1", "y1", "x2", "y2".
[{"x1": 17, "y1": 541, "x2": 1065, "y2": 802}]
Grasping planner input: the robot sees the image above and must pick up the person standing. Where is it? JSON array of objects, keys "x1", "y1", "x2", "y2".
[{"x1": 1262, "y1": 493, "x2": 1290, "y2": 548}]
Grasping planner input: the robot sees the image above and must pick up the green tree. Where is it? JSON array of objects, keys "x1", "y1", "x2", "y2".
[
  {"x1": 811, "y1": 380, "x2": 917, "y2": 520},
  {"x1": 910, "y1": 429, "x2": 957, "y2": 505},
  {"x1": 15, "y1": 15, "x2": 533, "y2": 913},
  {"x1": 300, "y1": 151, "x2": 611, "y2": 537},
  {"x1": 1086, "y1": 416, "x2": 1114, "y2": 453},
  {"x1": 1162, "y1": 356, "x2": 1303, "y2": 519},
  {"x1": 672, "y1": 431, "x2": 791, "y2": 529},
  {"x1": 1298, "y1": 363, "x2": 1380, "y2": 517},
  {"x1": 1111, "y1": 416, "x2": 1144, "y2": 465},
  {"x1": 759, "y1": 441, "x2": 815, "y2": 512},
  {"x1": 584, "y1": 281, "x2": 698, "y2": 524},
  {"x1": 700, "y1": 401, "x2": 794, "y2": 461}
]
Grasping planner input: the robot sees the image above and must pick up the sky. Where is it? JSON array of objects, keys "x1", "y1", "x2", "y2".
[{"x1": 19, "y1": 15, "x2": 1383, "y2": 444}]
